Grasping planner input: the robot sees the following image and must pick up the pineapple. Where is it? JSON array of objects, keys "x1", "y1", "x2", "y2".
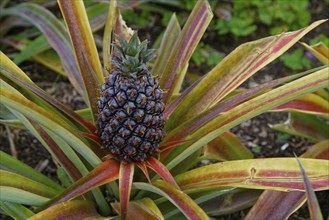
[{"x1": 96, "y1": 33, "x2": 166, "y2": 163}]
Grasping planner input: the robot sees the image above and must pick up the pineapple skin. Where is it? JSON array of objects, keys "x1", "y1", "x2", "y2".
[{"x1": 96, "y1": 34, "x2": 166, "y2": 163}]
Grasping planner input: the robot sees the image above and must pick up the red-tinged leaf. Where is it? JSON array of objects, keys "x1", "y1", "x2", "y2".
[
  {"x1": 45, "y1": 160, "x2": 120, "y2": 208},
  {"x1": 136, "y1": 163, "x2": 151, "y2": 183},
  {"x1": 165, "y1": 67, "x2": 329, "y2": 169},
  {"x1": 30, "y1": 120, "x2": 83, "y2": 181},
  {"x1": 80, "y1": 132, "x2": 101, "y2": 144},
  {"x1": 162, "y1": 68, "x2": 320, "y2": 162},
  {"x1": 3, "y1": 3, "x2": 85, "y2": 96},
  {"x1": 160, "y1": 0, "x2": 213, "y2": 102},
  {"x1": 160, "y1": 139, "x2": 193, "y2": 152},
  {"x1": 301, "y1": 41, "x2": 329, "y2": 65},
  {"x1": 200, "y1": 189, "x2": 262, "y2": 216},
  {"x1": 29, "y1": 200, "x2": 108, "y2": 220},
  {"x1": 112, "y1": 198, "x2": 164, "y2": 220},
  {"x1": 167, "y1": 20, "x2": 327, "y2": 131},
  {"x1": 58, "y1": 0, "x2": 104, "y2": 122},
  {"x1": 1, "y1": 58, "x2": 96, "y2": 133},
  {"x1": 271, "y1": 112, "x2": 329, "y2": 142},
  {"x1": 295, "y1": 157, "x2": 323, "y2": 220},
  {"x1": 302, "y1": 140, "x2": 329, "y2": 160},
  {"x1": 119, "y1": 163, "x2": 134, "y2": 220},
  {"x1": 246, "y1": 142, "x2": 329, "y2": 220},
  {"x1": 245, "y1": 190, "x2": 306, "y2": 220},
  {"x1": 203, "y1": 131, "x2": 253, "y2": 161},
  {"x1": 164, "y1": 68, "x2": 314, "y2": 143},
  {"x1": 175, "y1": 158, "x2": 329, "y2": 192},
  {"x1": 152, "y1": 181, "x2": 209, "y2": 220},
  {"x1": 146, "y1": 157, "x2": 179, "y2": 189},
  {"x1": 272, "y1": 93, "x2": 329, "y2": 116},
  {"x1": 152, "y1": 13, "x2": 181, "y2": 77}
]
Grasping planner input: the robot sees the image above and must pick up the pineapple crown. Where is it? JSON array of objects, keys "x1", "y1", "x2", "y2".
[{"x1": 112, "y1": 33, "x2": 156, "y2": 78}]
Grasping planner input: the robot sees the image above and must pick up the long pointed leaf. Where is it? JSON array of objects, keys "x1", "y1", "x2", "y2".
[
  {"x1": 58, "y1": 0, "x2": 104, "y2": 122},
  {"x1": 134, "y1": 181, "x2": 209, "y2": 219},
  {"x1": 45, "y1": 159, "x2": 119, "y2": 208},
  {"x1": 296, "y1": 157, "x2": 323, "y2": 220},
  {"x1": 0, "y1": 202, "x2": 34, "y2": 220},
  {"x1": 175, "y1": 158, "x2": 329, "y2": 192},
  {"x1": 167, "y1": 20, "x2": 327, "y2": 130},
  {"x1": 119, "y1": 163, "x2": 134, "y2": 219},
  {"x1": 166, "y1": 67, "x2": 328, "y2": 169},
  {"x1": 160, "y1": 0, "x2": 213, "y2": 102},
  {"x1": 3, "y1": 3, "x2": 85, "y2": 97},
  {"x1": 246, "y1": 140, "x2": 329, "y2": 220},
  {"x1": 0, "y1": 151, "x2": 62, "y2": 191},
  {"x1": 30, "y1": 200, "x2": 108, "y2": 220}
]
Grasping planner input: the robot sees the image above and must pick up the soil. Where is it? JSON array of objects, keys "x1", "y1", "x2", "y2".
[{"x1": 1, "y1": 1, "x2": 328, "y2": 220}]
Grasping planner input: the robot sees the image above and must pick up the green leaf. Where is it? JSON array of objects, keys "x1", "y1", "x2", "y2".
[
  {"x1": 134, "y1": 181, "x2": 209, "y2": 219},
  {"x1": 29, "y1": 200, "x2": 109, "y2": 220},
  {"x1": 0, "y1": 151, "x2": 62, "y2": 191},
  {"x1": 0, "y1": 202, "x2": 34, "y2": 220},
  {"x1": 271, "y1": 112, "x2": 329, "y2": 142}
]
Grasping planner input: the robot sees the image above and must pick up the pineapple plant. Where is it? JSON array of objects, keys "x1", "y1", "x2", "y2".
[
  {"x1": 0, "y1": 0, "x2": 328, "y2": 219},
  {"x1": 97, "y1": 33, "x2": 166, "y2": 163}
]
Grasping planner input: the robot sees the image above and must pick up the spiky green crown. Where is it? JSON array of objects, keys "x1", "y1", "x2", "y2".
[{"x1": 112, "y1": 33, "x2": 156, "y2": 78}]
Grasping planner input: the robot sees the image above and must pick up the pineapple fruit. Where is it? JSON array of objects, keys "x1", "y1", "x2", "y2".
[{"x1": 96, "y1": 33, "x2": 166, "y2": 163}]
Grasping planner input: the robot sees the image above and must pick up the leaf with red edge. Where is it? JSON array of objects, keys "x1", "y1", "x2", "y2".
[
  {"x1": 136, "y1": 163, "x2": 151, "y2": 183},
  {"x1": 3, "y1": 3, "x2": 85, "y2": 97},
  {"x1": 44, "y1": 160, "x2": 120, "y2": 208},
  {"x1": 134, "y1": 181, "x2": 209, "y2": 219},
  {"x1": 0, "y1": 56, "x2": 96, "y2": 133},
  {"x1": 58, "y1": 0, "x2": 104, "y2": 122},
  {"x1": 160, "y1": 0, "x2": 213, "y2": 102},
  {"x1": 112, "y1": 198, "x2": 164, "y2": 220},
  {"x1": 30, "y1": 120, "x2": 83, "y2": 181},
  {"x1": 164, "y1": 68, "x2": 315, "y2": 146},
  {"x1": 200, "y1": 189, "x2": 262, "y2": 217},
  {"x1": 245, "y1": 140, "x2": 329, "y2": 220},
  {"x1": 295, "y1": 157, "x2": 323, "y2": 220},
  {"x1": 203, "y1": 131, "x2": 253, "y2": 161},
  {"x1": 272, "y1": 93, "x2": 329, "y2": 117},
  {"x1": 167, "y1": 20, "x2": 327, "y2": 131},
  {"x1": 146, "y1": 157, "x2": 179, "y2": 189},
  {"x1": 119, "y1": 163, "x2": 134, "y2": 220},
  {"x1": 29, "y1": 200, "x2": 109, "y2": 220},
  {"x1": 165, "y1": 67, "x2": 328, "y2": 170},
  {"x1": 80, "y1": 132, "x2": 101, "y2": 144},
  {"x1": 175, "y1": 158, "x2": 329, "y2": 192},
  {"x1": 160, "y1": 139, "x2": 192, "y2": 152},
  {"x1": 152, "y1": 13, "x2": 181, "y2": 77}
]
